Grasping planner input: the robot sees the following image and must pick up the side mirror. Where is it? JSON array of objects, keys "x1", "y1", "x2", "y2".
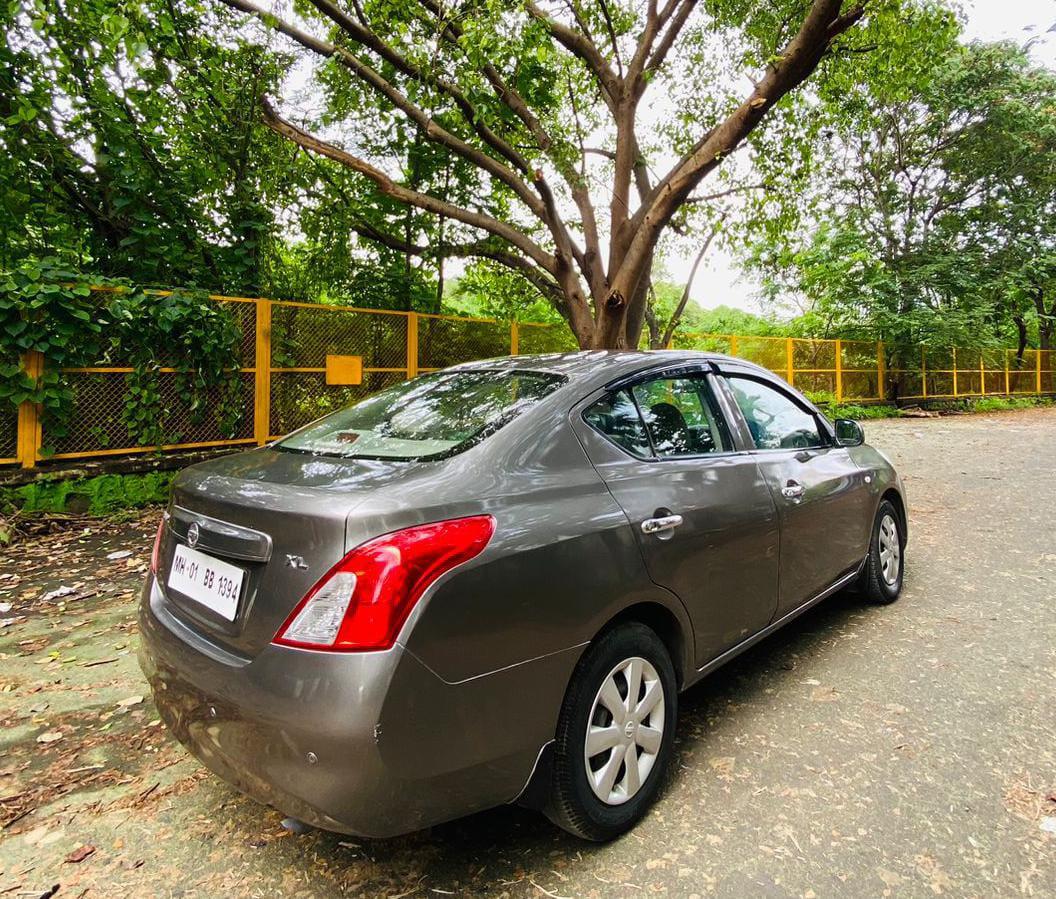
[{"x1": 835, "y1": 418, "x2": 864, "y2": 447}]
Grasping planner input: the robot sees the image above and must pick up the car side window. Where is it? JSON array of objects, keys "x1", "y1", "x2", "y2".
[
  {"x1": 631, "y1": 375, "x2": 730, "y2": 457},
  {"x1": 583, "y1": 390, "x2": 652, "y2": 458},
  {"x1": 725, "y1": 375, "x2": 825, "y2": 450}
]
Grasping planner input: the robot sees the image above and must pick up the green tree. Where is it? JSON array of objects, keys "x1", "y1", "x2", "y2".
[
  {"x1": 216, "y1": 0, "x2": 896, "y2": 348},
  {"x1": 743, "y1": 31, "x2": 1056, "y2": 355},
  {"x1": 0, "y1": 0, "x2": 292, "y2": 292}
]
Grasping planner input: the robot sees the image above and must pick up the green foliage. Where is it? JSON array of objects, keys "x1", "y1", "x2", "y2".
[
  {"x1": 0, "y1": 0, "x2": 293, "y2": 293},
  {"x1": 813, "y1": 400, "x2": 901, "y2": 421},
  {"x1": 0, "y1": 471, "x2": 174, "y2": 518},
  {"x1": 0, "y1": 258, "x2": 105, "y2": 445},
  {"x1": 0, "y1": 259, "x2": 245, "y2": 451},
  {"x1": 962, "y1": 396, "x2": 1054, "y2": 414},
  {"x1": 108, "y1": 288, "x2": 244, "y2": 445},
  {"x1": 445, "y1": 261, "x2": 562, "y2": 323},
  {"x1": 744, "y1": 26, "x2": 1056, "y2": 354}
]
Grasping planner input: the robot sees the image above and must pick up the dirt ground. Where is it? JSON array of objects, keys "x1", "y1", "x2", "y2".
[{"x1": 1, "y1": 408, "x2": 1054, "y2": 898}]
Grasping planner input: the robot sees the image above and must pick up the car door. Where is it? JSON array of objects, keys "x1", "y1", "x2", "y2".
[
  {"x1": 571, "y1": 366, "x2": 779, "y2": 668},
  {"x1": 715, "y1": 368, "x2": 872, "y2": 618}
]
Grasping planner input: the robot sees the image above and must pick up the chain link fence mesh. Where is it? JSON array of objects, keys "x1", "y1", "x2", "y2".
[
  {"x1": 49, "y1": 371, "x2": 254, "y2": 456},
  {"x1": 517, "y1": 323, "x2": 579, "y2": 355},
  {"x1": 271, "y1": 303, "x2": 408, "y2": 371},
  {"x1": 418, "y1": 315, "x2": 511, "y2": 370},
  {"x1": 270, "y1": 370, "x2": 405, "y2": 436}
]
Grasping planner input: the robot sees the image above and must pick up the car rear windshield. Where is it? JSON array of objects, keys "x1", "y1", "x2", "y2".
[{"x1": 275, "y1": 369, "x2": 566, "y2": 461}]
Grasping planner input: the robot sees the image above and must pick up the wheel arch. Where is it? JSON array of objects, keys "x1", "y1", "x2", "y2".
[
  {"x1": 880, "y1": 487, "x2": 908, "y2": 545},
  {"x1": 592, "y1": 600, "x2": 692, "y2": 691}
]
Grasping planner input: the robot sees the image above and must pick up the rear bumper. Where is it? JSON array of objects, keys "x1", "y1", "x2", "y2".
[{"x1": 138, "y1": 577, "x2": 573, "y2": 837}]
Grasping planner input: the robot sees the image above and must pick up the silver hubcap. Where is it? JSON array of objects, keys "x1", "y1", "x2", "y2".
[
  {"x1": 878, "y1": 513, "x2": 901, "y2": 586},
  {"x1": 584, "y1": 657, "x2": 665, "y2": 806}
]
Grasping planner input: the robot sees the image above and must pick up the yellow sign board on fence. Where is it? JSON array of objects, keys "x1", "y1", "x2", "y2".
[{"x1": 325, "y1": 354, "x2": 364, "y2": 386}]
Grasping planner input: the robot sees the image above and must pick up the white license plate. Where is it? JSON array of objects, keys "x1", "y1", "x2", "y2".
[{"x1": 168, "y1": 544, "x2": 245, "y2": 621}]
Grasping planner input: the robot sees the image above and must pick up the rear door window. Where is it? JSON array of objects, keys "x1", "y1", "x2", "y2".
[
  {"x1": 583, "y1": 390, "x2": 652, "y2": 458},
  {"x1": 632, "y1": 376, "x2": 731, "y2": 457},
  {"x1": 277, "y1": 369, "x2": 565, "y2": 460},
  {"x1": 583, "y1": 373, "x2": 731, "y2": 459}
]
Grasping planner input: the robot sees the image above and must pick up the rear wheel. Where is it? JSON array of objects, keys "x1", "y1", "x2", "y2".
[
  {"x1": 860, "y1": 499, "x2": 904, "y2": 604},
  {"x1": 545, "y1": 622, "x2": 677, "y2": 841}
]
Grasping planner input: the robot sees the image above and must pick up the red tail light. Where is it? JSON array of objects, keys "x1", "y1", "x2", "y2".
[
  {"x1": 273, "y1": 515, "x2": 496, "y2": 652},
  {"x1": 150, "y1": 514, "x2": 167, "y2": 575}
]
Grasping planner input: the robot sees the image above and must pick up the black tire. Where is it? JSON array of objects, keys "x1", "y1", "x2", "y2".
[
  {"x1": 545, "y1": 622, "x2": 677, "y2": 841},
  {"x1": 860, "y1": 498, "x2": 904, "y2": 604}
]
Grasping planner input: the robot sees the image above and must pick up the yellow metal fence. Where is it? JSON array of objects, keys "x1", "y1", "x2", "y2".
[{"x1": 3, "y1": 292, "x2": 1053, "y2": 469}]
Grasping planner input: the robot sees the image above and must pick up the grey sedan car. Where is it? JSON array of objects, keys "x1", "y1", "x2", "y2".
[{"x1": 139, "y1": 351, "x2": 906, "y2": 841}]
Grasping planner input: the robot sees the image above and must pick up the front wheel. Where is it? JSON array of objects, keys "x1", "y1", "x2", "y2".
[
  {"x1": 545, "y1": 622, "x2": 677, "y2": 841},
  {"x1": 860, "y1": 499, "x2": 904, "y2": 604}
]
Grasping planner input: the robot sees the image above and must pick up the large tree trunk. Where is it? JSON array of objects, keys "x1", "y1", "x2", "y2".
[
  {"x1": 1034, "y1": 285, "x2": 1054, "y2": 351},
  {"x1": 1014, "y1": 314, "x2": 1028, "y2": 362}
]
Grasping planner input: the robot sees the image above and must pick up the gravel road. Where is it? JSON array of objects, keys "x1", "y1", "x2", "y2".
[{"x1": 1, "y1": 408, "x2": 1054, "y2": 897}]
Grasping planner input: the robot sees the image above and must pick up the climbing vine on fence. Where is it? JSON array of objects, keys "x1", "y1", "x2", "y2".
[
  {"x1": 0, "y1": 260, "x2": 245, "y2": 452},
  {"x1": 0, "y1": 259, "x2": 105, "y2": 448},
  {"x1": 108, "y1": 288, "x2": 244, "y2": 446}
]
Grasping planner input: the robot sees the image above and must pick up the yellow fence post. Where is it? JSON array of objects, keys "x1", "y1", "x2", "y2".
[
  {"x1": 980, "y1": 357, "x2": 986, "y2": 396},
  {"x1": 952, "y1": 347, "x2": 958, "y2": 398},
  {"x1": 407, "y1": 312, "x2": 419, "y2": 378},
  {"x1": 834, "y1": 339, "x2": 843, "y2": 403},
  {"x1": 876, "y1": 341, "x2": 886, "y2": 401},
  {"x1": 730, "y1": 334, "x2": 739, "y2": 357},
  {"x1": 921, "y1": 346, "x2": 928, "y2": 400},
  {"x1": 1004, "y1": 350, "x2": 1010, "y2": 395},
  {"x1": 786, "y1": 337, "x2": 794, "y2": 386},
  {"x1": 510, "y1": 321, "x2": 519, "y2": 356},
  {"x1": 253, "y1": 298, "x2": 272, "y2": 445},
  {"x1": 1037, "y1": 349, "x2": 1043, "y2": 395},
  {"x1": 17, "y1": 351, "x2": 44, "y2": 469}
]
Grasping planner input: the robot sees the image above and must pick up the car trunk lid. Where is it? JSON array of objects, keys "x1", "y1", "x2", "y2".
[{"x1": 153, "y1": 447, "x2": 420, "y2": 658}]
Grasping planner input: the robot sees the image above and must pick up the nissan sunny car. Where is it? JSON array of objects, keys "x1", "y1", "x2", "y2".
[{"x1": 139, "y1": 351, "x2": 906, "y2": 841}]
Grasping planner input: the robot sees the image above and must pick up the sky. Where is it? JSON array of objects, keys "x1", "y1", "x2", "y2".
[{"x1": 673, "y1": 0, "x2": 1056, "y2": 315}]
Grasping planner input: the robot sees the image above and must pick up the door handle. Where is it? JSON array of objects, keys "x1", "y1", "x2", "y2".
[
  {"x1": 641, "y1": 514, "x2": 684, "y2": 535},
  {"x1": 781, "y1": 480, "x2": 805, "y2": 499}
]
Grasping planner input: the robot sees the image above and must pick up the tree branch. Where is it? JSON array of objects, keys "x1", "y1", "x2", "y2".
[
  {"x1": 259, "y1": 100, "x2": 559, "y2": 276},
  {"x1": 306, "y1": 0, "x2": 534, "y2": 178},
  {"x1": 602, "y1": 0, "x2": 867, "y2": 344},
  {"x1": 659, "y1": 217, "x2": 724, "y2": 348},
  {"x1": 218, "y1": 0, "x2": 547, "y2": 222},
  {"x1": 525, "y1": 1, "x2": 620, "y2": 102}
]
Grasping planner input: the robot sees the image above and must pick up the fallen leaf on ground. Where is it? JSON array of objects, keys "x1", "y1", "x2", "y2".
[
  {"x1": 36, "y1": 730, "x2": 64, "y2": 744},
  {"x1": 106, "y1": 550, "x2": 134, "y2": 560},
  {"x1": 65, "y1": 844, "x2": 96, "y2": 863},
  {"x1": 708, "y1": 756, "x2": 736, "y2": 776},
  {"x1": 117, "y1": 695, "x2": 144, "y2": 708}
]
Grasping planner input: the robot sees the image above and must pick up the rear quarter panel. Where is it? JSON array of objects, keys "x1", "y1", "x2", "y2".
[{"x1": 390, "y1": 402, "x2": 693, "y2": 686}]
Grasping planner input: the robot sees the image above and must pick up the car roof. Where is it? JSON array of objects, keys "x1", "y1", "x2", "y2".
[{"x1": 449, "y1": 349, "x2": 762, "y2": 390}]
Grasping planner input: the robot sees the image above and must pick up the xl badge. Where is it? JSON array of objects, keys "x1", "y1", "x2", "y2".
[{"x1": 286, "y1": 554, "x2": 309, "y2": 570}]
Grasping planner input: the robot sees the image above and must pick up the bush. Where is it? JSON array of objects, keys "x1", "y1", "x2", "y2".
[{"x1": 0, "y1": 472, "x2": 175, "y2": 518}]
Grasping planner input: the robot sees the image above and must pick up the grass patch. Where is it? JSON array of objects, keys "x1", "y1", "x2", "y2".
[
  {"x1": 0, "y1": 471, "x2": 175, "y2": 518},
  {"x1": 807, "y1": 393, "x2": 1054, "y2": 420},
  {"x1": 822, "y1": 403, "x2": 901, "y2": 421},
  {"x1": 968, "y1": 396, "x2": 1054, "y2": 413}
]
